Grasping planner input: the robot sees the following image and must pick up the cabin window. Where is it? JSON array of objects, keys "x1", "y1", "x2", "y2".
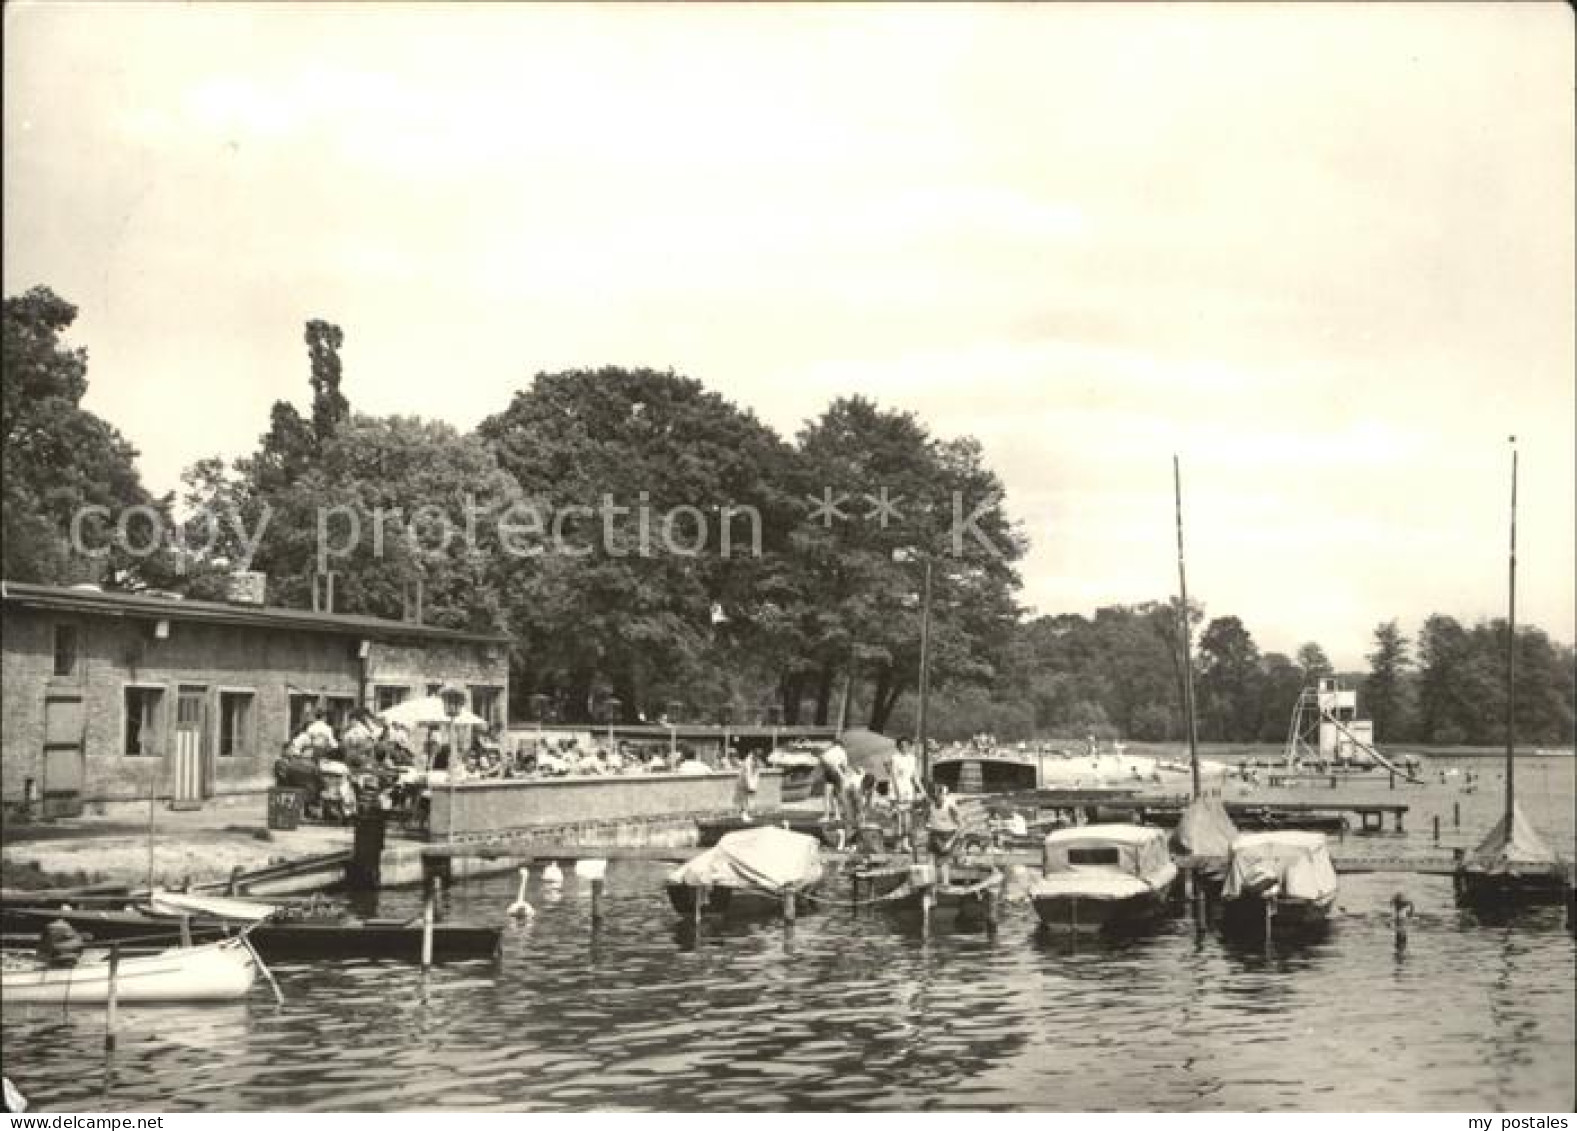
[
  {"x1": 1067, "y1": 847, "x2": 1121, "y2": 866},
  {"x1": 124, "y1": 687, "x2": 163, "y2": 756},
  {"x1": 219, "y1": 691, "x2": 254, "y2": 757},
  {"x1": 53, "y1": 624, "x2": 78, "y2": 676},
  {"x1": 374, "y1": 685, "x2": 409, "y2": 713}
]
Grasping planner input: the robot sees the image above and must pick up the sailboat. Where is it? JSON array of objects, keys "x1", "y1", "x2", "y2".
[
  {"x1": 1168, "y1": 456, "x2": 1240, "y2": 894},
  {"x1": 1454, "y1": 440, "x2": 1571, "y2": 910}
]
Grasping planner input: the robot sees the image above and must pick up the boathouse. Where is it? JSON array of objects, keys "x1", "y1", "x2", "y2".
[{"x1": 0, "y1": 578, "x2": 510, "y2": 817}]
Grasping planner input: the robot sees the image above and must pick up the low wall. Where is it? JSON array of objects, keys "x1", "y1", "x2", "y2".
[{"x1": 429, "y1": 769, "x2": 785, "y2": 840}]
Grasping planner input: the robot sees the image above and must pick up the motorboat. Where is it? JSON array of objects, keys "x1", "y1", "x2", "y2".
[
  {"x1": 1031, "y1": 824, "x2": 1178, "y2": 933},
  {"x1": 1, "y1": 935, "x2": 259, "y2": 1005},
  {"x1": 1220, "y1": 831, "x2": 1338, "y2": 935},
  {"x1": 666, "y1": 826, "x2": 824, "y2": 919}
]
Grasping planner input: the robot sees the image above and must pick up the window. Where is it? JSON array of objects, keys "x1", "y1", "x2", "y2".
[
  {"x1": 287, "y1": 693, "x2": 318, "y2": 740},
  {"x1": 425, "y1": 682, "x2": 442, "y2": 697},
  {"x1": 374, "y1": 685, "x2": 409, "y2": 713},
  {"x1": 1067, "y1": 848, "x2": 1121, "y2": 866},
  {"x1": 323, "y1": 696, "x2": 356, "y2": 733},
  {"x1": 219, "y1": 691, "x2": 254, "y2": 757},
  {"x1": 53, "y1": 624, "x2": 78, "y2": 677},
  {"x1": 470, "y1": 685, "x2": 503, "y2": 728},
  {"x1": 124, "y1": 687, "x2": 164, "y2": 756}
]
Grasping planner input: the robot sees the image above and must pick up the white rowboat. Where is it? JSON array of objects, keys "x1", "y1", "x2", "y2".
[{"x1": 1, "y1": 936, "x2": 259, "y2": 1005}]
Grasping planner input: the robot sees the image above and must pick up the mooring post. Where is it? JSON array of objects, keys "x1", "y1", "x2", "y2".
[
  {"x1": 590, "y1": 877, "x2": 605, "y2": 926},
  {"x1": 1389, "y1": 771, "x2": 1395, "y2": 791},
  {"x1": 179, "y1": 915, "x2": 192, "y2": 949},
  {"x1": 920, "y1": 885, "x2": 934, "y2": 937},
  {"x1": 983, "y1": 887, "x2": 999, "y2": 939},
  {"x1": 691, "y1": 885, "x2": 704, "y2": 930},
  {"x1": 228, "y1": 865, "x2": 243, "y2": 897},
  {"x1": 1263, "y1": 899, "x2": 1275, "y2": 952},
  {"x1": 421, "y1": 876, "x2": 437, "y2": 972},
  {"x1": 105, "y1": 944, "x2": 120, "y2": 1051},
  {"x1": 1433, "y1": 815, "x2": 1440, "y2": 844},
  {"x1": 1182, "y1": 866, "x2": 1194, "y2": 900},
  {"x1": 782, "y1": 885, "x2": 797, "y2": 924},
  {"x1": 1453, "y1": 801, "x2": 1461, "y2": 828}
]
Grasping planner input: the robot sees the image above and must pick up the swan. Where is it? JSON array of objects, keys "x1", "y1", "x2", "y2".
[
  {"x1": 541, "y1": 860, "x2": 564, "y2": 887},
  {"x1": 506, "y1": 868, "x2": 535, "y2": 920}
]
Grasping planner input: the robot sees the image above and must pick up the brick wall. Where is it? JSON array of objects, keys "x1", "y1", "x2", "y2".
[{"x1": 1, "y1": 606, "x2": 510, "y2": 805}]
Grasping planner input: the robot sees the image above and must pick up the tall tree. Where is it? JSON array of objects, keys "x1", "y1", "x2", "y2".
[
  {"x1": 304, "y1": 320, "x2": 349, "y2": 444},
  {"x1": 1363, "y1": 620, "x2": 1411, "y2": 742},
  {"x1": 1, "y1": 286, "x2": 175, "y2": 586},
  {"x1": 1295, "y1": 642, "x2": 1334, "y2": 681},
  {"x1": 1196, "y1": 615, "x2": 1264, "y2": 740}
]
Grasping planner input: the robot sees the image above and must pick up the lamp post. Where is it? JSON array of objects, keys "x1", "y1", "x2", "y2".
[
  {"x1": 893, "y1": 547, "x2": 936, "y2": 784},
  {"x1": 439, "y1": 682, "x2": 467, "y2": 844}
]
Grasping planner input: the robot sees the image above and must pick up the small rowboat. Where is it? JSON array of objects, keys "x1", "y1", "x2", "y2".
[
  {"x1": 1, "y1": 936, "x2": 258, "y2": 1005},
  {"x1": 0, "y1": 907, "x2": 501, "y2": 963}
]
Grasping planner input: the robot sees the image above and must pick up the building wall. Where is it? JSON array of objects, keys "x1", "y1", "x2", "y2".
[
  {"x1": 430, "y1": 770, "x2": 785, "y2": 838},
  {"x1": 1, "y1": 605, "x2": 509, "y2": 806}
]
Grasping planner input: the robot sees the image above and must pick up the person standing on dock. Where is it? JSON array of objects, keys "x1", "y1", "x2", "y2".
[
  {"x1": 888, "y1": 737, "x2": 922, "y2": 853},
  {"x1": 738, "y1": 750, "x2": 761, "y2": 819}
]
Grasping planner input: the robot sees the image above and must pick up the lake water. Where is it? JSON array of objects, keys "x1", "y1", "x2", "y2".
[{"x1": 4, "y1": 754, "x2": 1574, "y2": 1112}]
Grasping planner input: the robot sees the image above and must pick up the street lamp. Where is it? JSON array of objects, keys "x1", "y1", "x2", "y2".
[
  {"x1": 893, "y1": 548, "x2": 935, "y2": 783},
  {"x1": 439, "y1": 682, "x2": 467, "y2": 844}
]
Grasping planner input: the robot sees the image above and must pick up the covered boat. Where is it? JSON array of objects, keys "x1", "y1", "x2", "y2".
[
  {"x1": 1, "y1": 936, "x2": 258, "y2": 1005},
  {"x1": 1031, "y1": 824, "x2": 1178, "y2": 933},
  {"x1": 1455, "y1": 802, "x2": 1570, "y2": 909},
  {"x1": 1171, "y1": 793, "x2": 1239, "y2": 894},
  {"x1": 666, "y1": 826, "x2": 824, "y2": 918},
  {"x1": 1221, "y1": 831, "x2": 1338, "y2": 935}
]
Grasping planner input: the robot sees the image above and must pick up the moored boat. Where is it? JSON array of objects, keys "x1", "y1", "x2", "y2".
[
  {"x1": 1, "y1": 935, "x2": 258, "y2": 1005},
  {"x1": 1220, "y1": 831, "x2": 1337, "y2": 936},
  {"x1": 880, "y1": 865, "x2": 1004, "y2": 927},
  {"x1": 1030, "y1": 824, "x2": 1178, "y2": 934},
  {"x1": 1, "y1": 905, "x2": 501, "y2": 962},
  {"x1": 666, "y1": 826, "x2": 824, "y2": 919}
]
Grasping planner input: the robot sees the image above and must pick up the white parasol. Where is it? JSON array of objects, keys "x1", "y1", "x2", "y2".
[{"x1": 377, "y1": 694, "x2": 486, "y2": 728}]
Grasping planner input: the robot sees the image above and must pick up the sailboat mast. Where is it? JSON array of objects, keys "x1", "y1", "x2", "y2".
[
  {"x1": 1504, "y1": 438, "x2": 1518, "y2": 828},
  {"x1": 1174, "y1": 456, "x2": 1201, "y2": 798}
]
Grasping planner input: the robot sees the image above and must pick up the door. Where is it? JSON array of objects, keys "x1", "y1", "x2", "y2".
[
  {"x1": 173, "y1": 686, "x2": 210, "y2": 809},
  {"x1": 41, "y1": 695, "x2": 86, "y2": 818}
]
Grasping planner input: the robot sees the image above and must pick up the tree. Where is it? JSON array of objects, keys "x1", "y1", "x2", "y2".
[
  {"x1": 1196, "y1": 616, "x2": 1263, "y2": 741},
  {"x1": 1257, "y1": 652, "x2": 1307, "y2": 741},
  {"x1": 1363, "y1": 620, "x2": 1411, "y2": 742},
  {"x1": 479, "y1": 367, "x2": 804, "y2": 722},
  {"x1": 1296, "y1": 642, "x2": 1334, "y2": 681},
  {"x1": 1416, "y1": 614, "x2": 1476, "y2": 744},
  {"x1": 1, "y1": 286, "x2": 174, "y2": 586},
  {"x1": 304, "y1": 320, "x2": 349, "y2": 444}
]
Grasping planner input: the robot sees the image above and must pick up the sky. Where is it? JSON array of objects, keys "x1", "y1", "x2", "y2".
[{"x1": 4, "y1": 2, "x2": 1573, "y2": 669}]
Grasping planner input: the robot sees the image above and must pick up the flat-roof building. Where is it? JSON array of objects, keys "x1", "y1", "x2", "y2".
[{"x1": 1, "y1": 579, "x2": 509, "y2": 816}]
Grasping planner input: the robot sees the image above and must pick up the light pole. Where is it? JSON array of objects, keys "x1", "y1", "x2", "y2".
[{"x1": 439, "y1": 682, "x2": 467, "y2": 844}]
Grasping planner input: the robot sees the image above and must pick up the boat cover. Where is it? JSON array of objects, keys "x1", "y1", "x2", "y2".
[
  {"x1": 668, "y1": 827, "x2": 824, "y2": 894},
  {"x1": 1463, "y1": 802, "x2": 1563, "y2": 873},
  {"x1": 1171, "y1": 794, "x2": 1239, "y2": 858},
  {"x1": 1043, "y1": 824, "x2": 1172, "y2": 877},
  {"x1": 1224, "y1": 832, "x2": 1337, "y2": 901}
]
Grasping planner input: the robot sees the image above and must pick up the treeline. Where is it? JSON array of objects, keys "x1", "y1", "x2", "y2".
[{"x1": 5, "y1": 286, "x2": 1571, "y2": 746}]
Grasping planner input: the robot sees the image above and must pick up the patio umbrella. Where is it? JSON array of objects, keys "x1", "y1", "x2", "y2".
[
  {"x1": 377, "y1": 695, "x2": 486, "y2": 729},
  {"x1": 838, "y1": 727, "x2": 898, "y2": 778}
]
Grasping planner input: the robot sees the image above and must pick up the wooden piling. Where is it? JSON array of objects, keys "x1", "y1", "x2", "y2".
[
  {"x1": 1453, "y1": 801, "x2": 1461, "y2": 828},
  {"x1": 421, "y1": 877, "x2": 437, "y2": 971},
  {"x1": 228, "y1": 866, "x2": 243, "y2": 896},
  {"x1": 591, "y1": 877, "x2": 605, "y2": 926},
  {"x1": 983, "y1": 888, "x2": 999, "y2": 938},
  {"x1": 1433, "y1": 815, "x2": 1440, "y2": 844},
  {"x1": 691, "y1": 885, "x2": 704, "y2": 929},
  {"x1": 1389, "y1": 771, "x2": 1395, "y2": 790},
  {"x1": 179, "y1": 915, "x2": 192, "y2": 949},
  {"x1": 920, "y1": 885, "x2": 934, "y2": 937},
  {"x1": 783, "y1": 885, "x2": 797, "y2": 924},
  {"x1": 104, "y1": 945, "x2": 120, "y2": 1051}
]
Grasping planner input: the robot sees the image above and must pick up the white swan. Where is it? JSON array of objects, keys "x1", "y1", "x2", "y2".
[
  {"x1": 506, "y1": 868, "x2": 535, "y2": 920},
  {"x1": 541, "y1": 860, "x2": 564, "y2": 887}
]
